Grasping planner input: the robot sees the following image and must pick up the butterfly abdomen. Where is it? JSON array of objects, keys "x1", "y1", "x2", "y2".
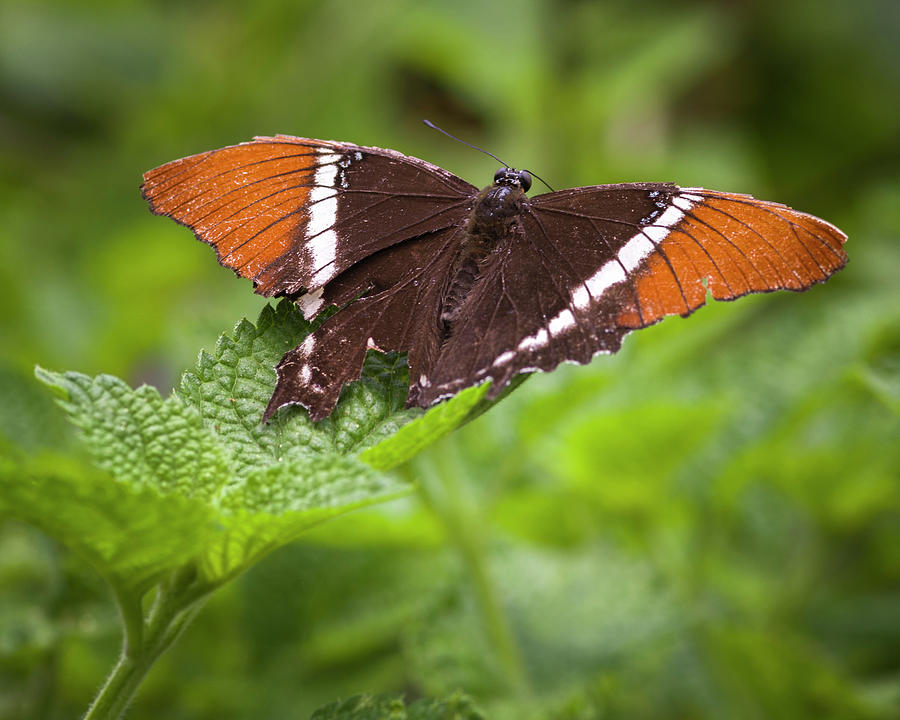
[
  {"x1": 440, "y1": 184, "x2": 528, "y2": 331},
  {"x1": 440, "y1": 240, "x2": 491, "y2": 330}
]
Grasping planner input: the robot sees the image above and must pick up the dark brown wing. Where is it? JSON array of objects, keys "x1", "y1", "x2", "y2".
[
  {"x1": 263, "y1": 226, "x2": 464, "y2": 422},
  {"x1": 415, "y1": 184, "x2": 848, "y2": 405},
  {"x1": 141, "y1": 135, "x2": 476, "y2": 301}
]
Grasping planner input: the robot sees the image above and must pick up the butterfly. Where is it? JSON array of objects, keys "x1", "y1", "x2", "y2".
[{"x1": 141, "y1": 133, "x2": 848, "y2": 422}]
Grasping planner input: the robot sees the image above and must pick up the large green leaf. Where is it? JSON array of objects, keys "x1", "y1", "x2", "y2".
[{"x1": 1, "y1": 300, "x2": 501, "y2": 598}]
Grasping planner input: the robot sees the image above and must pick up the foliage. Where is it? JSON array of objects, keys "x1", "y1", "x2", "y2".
[
  {"x1": 309, "y1": 693, "x2": 484, "y2": 720},
  {"x1": 12, "y1": 299, "x2": 483, "y2": 588},
  {"x1": 0, "y1": 300, "x2": 487, "y2": 719},
  {"x1": 1, "y1": 0, "x2": 898, "y2": 718}
]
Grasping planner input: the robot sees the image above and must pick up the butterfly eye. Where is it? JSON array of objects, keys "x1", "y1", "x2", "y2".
[
  {"x1": 517, "y1": 170, "x2": 532, "y2": 192},
  {"x1": 493, "y1": 168, "x2": 508, "y2": 184}
]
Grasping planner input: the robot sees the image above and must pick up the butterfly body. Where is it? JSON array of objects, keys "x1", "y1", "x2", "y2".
[
  {"x1": 441, "y1": 178, "x2": 527, "y2": 327},
  {"x1": 142, "y1": 135, "x2": 847, "y2": 422}
]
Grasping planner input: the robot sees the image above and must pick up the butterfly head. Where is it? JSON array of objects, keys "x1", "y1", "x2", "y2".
[{"x1": 493, "y1": 167, "x2": 532, "y2": 192}]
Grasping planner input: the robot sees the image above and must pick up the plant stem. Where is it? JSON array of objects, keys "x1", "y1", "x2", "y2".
[
  {"x1": 418, "y1": 441, "x2": 529, "y2": 695},
  {"x1": 83, "y1": 570, "x2": 207, "y2": 720},
  {"x1": 114, "y1": 585, "x2": 144, "y2": 659},
  {"x1": 455, "y1": 511, "x2": 529, "y2": 695},
  {"x1": 82, "y1": 649, "x2": 152, "y2": 720}
]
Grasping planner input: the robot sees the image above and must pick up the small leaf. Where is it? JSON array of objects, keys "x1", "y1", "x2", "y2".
[
  {"x1": 0, "y1": 362, "x2": 71, "y2": 454},
  {"x1": 310, "y1": 692, "x2": 484, "y2": 720},
  {"x1": 361, "y1": 383, "x2": 491, "y2": 472},
  {"x1": 326, "y1": 351, "x2": 422, "y2": 455},
  {"x1": 177, "y1": 302, "x2": 332, "y2": 478},
  {"x1": 179, "y1": 298, "x2": 489, "y2": 472}
]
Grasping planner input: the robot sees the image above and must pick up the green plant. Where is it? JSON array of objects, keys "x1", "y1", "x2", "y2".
[{"x1": 0, "y1": 300, "x2": 489, "y2": 720}]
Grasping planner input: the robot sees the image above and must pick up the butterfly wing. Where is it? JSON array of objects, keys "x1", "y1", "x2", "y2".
[
  {"x1": 141, "y1": 135, "x2": 477, "y2": 304},
  {"x1": 264, "y1": 225, "x2": 466, "y2": 422},
  {"x1": 416, "y1": 184, "x2": 848, "y2": 405},
  {"x1": 144, "y1": 136, "x2": 482, "y2": 421}
]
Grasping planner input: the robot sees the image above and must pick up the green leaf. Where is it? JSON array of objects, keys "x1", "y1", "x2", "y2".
[
  {"x1": 361, "y1": 382, "x2": 491, "y2": 471},
  {"x1": 309, "y1": 692, "x2": 484, "y2": 720},
  {"x1": 200, "y1": 454, "x2": 408, "y2": 582},
  {"x1": 406, "y1": 544, "x2": 680, "y2": 699},
  {"x1": 0, "y1": 362, "x2": 71, "y2": 454},
  {"x1": 177, "y1": 300, "x2": 426, "y2": 477},
  {"x1": 0, "y1": 452, "x2": 219, "y2": 596},
  {"x1": 177, "y1": 298, "x2": 493, "y2": 475},
  {"x1": 13, "y1": 300, "x2": 492, "y2": 597},
  {"x1": 19, "y1": 371, "x2": 407, "y2": 590},
  {"x1": 177, "y1": 302, "x2": 332, "y2": 477}
]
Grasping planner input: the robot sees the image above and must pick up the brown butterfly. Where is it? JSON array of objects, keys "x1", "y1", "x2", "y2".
[{"x1": 142, "y1": 134, "x2": 847, "y2": 421}]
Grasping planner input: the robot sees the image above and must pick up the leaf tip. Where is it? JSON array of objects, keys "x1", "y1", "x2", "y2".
[{"x1": 33, "y1": 366, "x2": 68, "y2": 399}]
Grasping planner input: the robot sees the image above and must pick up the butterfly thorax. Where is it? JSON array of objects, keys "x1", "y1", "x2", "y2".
[
  {"x1": 440, "y1": 182, "x2": 528, "y2": 331},
  {"x1": 468, "y1": 183, "x2": 527, "y2": 235}
]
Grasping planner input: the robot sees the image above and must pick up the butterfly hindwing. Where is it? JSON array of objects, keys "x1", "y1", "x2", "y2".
[{"x1": 263, "y1": 226, "x2": 466, "y2": 421}]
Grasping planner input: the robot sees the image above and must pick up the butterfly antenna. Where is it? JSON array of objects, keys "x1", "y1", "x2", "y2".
[
  {"x1": 523, "y1": 169, "x2": 555, "y2": 192},
  {"x1": 423, "y1": 119, "x2": 511, "y2": 168}
]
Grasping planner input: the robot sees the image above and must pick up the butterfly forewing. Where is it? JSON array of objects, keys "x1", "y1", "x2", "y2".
[{"x1": 141, "y1": 136, "x2": 476, "y2": 300}]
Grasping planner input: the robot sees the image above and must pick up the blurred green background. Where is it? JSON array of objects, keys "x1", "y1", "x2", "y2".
[{"x1": 1, "y1": 0, "x2": 898, "y2": 718}]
